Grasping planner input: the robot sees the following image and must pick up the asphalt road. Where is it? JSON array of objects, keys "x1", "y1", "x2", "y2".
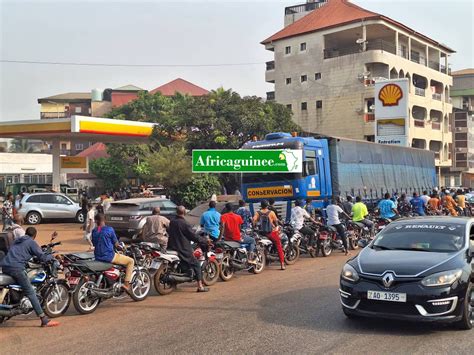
[{"x1": 1, "y1": 223, "x2": 473, "y2": 354}]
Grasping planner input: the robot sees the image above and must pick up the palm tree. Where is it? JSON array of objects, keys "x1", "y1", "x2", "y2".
[{"x1": 9, "y1": 139, "x2": 38, "y2": 153}]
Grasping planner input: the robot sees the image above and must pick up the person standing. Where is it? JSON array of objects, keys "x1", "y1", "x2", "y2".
[
  {"x1": 141, "y1": 207, "x2": 170, "y2": 251},
  {"x1": 0, "y1": 227, "x2": 59, "y2": 327},
  {"x1": 200, "y1": 201, "x2": 221, "y2": 241},
  {"x1": 236, "y1": 200, "x2": 252, "y2": 229},
  {"x1": 2, "y1": 192, "x2": 14, "y2": 231},
  {"x1": 410, "y1": 192, "x2": 426, "y2": 216},
  {"x1": 83, "y1": 203, "x2": 95, "y2": 251},
  {"x1": 168, "y1": 206, "x2": 209, "y2": 292},
  {"x1": 326, "y1": 198, "x2": 351, "y2": 255},
  {"x1": 253, "y1": 200, "x2": 285, "y2": 270}
]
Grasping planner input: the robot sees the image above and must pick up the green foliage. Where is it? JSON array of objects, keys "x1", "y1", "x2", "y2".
[
  {"x1": 170, "y1": 174, "x2": 221, "y2": 209},
  {"x1": 9, "y1": 139, "x2": 38, "y2": 153},
  {"x1": 143, "y1": 145, "x2": 192, "y2": 187},
  {"x1": 90, "y1": 157, "x2": 126, "y2": 190}
]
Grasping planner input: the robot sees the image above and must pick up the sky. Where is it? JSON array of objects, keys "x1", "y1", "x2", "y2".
[{"x1": 0, "y1": 0, "x2": 473, "y2": 122}]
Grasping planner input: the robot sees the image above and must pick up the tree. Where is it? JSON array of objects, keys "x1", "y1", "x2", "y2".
[
  {"x1": 143, "y1": 145, "x2": 192, "y2": 187},
  {"x1": 89, "y1": 157, "x2": 126, "y2": 191},
  {"x1": 9, "y1": 139, "x2": 38, "y2": 153},
  {"x1": 170, "y1": 174, "x2": 221, "y2": 209}
]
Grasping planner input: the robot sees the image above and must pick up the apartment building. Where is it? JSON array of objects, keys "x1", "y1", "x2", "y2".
[
  {"x1": 262, "y1": 0, "x2": 454, "y2": 180},
  {"x1": 449, "y1": 69, "x2": 474, "y2": 187}
]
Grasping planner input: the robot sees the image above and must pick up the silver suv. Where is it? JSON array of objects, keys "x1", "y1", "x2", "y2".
[
  {"x1": 105, "y1": 198, "x2": 177, "y2": 238},
  {"x1": 18, "y1": 193, "x2": 84, "y2": 225}
]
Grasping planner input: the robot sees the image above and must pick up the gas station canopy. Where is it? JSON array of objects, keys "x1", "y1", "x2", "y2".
[
  {"x1": 0, "y1": 116, "x2": 156, "y2": 191},
  {"x1": 0, "y1": 116, "x2": 154, "y2": 142}
]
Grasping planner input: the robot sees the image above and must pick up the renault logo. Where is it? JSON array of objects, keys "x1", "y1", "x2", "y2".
[{"x1": 382, "y1": 273, "x2": 395, "y2": 288}]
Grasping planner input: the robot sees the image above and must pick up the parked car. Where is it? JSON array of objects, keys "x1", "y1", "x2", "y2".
[
  {"x1": 340, "y1": 216, "x2": 474, "y2": 330},
  {"x1": 185, "y1": 201, "x2": 239, "y2": 227},
  {"x1": 105, "y1": 198, "x2": 177, "y2": 239},
  {"x1": 18, "y1": 192, "x2": 84, "y2": 225}
]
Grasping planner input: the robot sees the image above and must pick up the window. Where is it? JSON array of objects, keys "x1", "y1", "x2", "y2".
[
  {"x1": 316, "y1": 100, "x2": 322, "y2": 109},
  {"x1": 27, "y1": 195, "x2": 42, "y2": 203},
  {"x1": 304, "y1": 150, "x2": 318, "y2": 177},
  {"x1": 75, "y1": 106, "x2": 82, "y2": 113},
  {"x1": 301, "y1": 102, "x2": 307, "y2": 110},
  {"x1": 285, "y1": 46, "x2": 291, "y2": 55},
  {"x1": 315, "y1": 72, "x2": 321, "y2": 80},
  {"x1": 366, "y1": 98, "x2": 375, "y2": 113},
  {"x1": 40, "y1": 195, "x2": 56, "y2": 204},
  {"x1": 286, "y1": 104, "x2": 292, "y2": 110},
  {"x1": 75, "y1": 143, "x2": 84, "y2": 151},
  {"x1": 54, "y1": 195, "x2": 71, "y2": 205},
  {"x1": 300, "y1": 42, "x2": 307, "y2": 51},
  {"x1": 61, "y1": 143, "x2": 67, "y2": 150},
  {"x1": 301, "y1": 75, "x2": 307, "y2": 83},
  {"x1": 286, "y1": 77, "x2": 292, "y2": 85}
]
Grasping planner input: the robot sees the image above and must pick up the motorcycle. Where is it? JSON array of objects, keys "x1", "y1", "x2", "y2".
[
  {"x1": 296, "y1": 222, "x2": 319, "y2": 258},
  {"x1": 217, "y1": 231, "x2": 266, "y2": 281},
  {"x1": 316, "y1": 225, "x2": 346, "y2": 257},
  {"x1": 0, "y1": 234, "x2": 70, "y2": 323},
  {"x1": 69, "y1": 243, "x2": 152, "y2": 314},
  {"x1": 254, "y1": 227, "x2": 300, "y2": 266},
  {"x1": 153, "y1": 241, "x2": 220, "y2": 295}
]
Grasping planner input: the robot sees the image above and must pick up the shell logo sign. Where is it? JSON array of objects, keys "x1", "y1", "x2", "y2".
[{"x1": 378, "y1": 83, "x2": 403, "y2": 107}]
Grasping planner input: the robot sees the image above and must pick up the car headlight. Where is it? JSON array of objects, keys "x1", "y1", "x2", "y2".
[
  {"x1": 421, "y1": 269, "x2": 462, "y2": 287},
  {"x1": 341, "y1": 263, "x2": 359, "y2": 282}
]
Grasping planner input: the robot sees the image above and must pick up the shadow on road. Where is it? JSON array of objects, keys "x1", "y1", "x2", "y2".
[{"x1": 257, "y1": 286, "x2": 453, "y2": 335}]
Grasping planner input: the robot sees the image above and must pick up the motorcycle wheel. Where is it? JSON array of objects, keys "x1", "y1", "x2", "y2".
[
  {"x1": 321, "y1": 240, "x2": 332, "y2": 257},
  {"x1": 250, "y1": 250, "x2": 266, "y2": 274},
  {"x1": 154, "y1": 265, "x2": 174, "y2": 295},
  {"x1": 202, "y1": 260, "x2": 219, "y2": 286},
  {"x1": 284, "y1": 244, "x2": 300, "y2": 265},
  {"x1": 349, "y1": 237, "x2": 359, "y2": 250},
  {"x1": 129, "y1": 269, "x2": 152, "y2": 302},
  {"x1": 72, "y1": 278, "x2": 101, "y2": 315},
  {"x1": 43, "y1": 283, "x2": 71, "y2": 318},
  {"x1": 0, "y1": 292, "x2": 9, "y2": 324},
  {"x1": 219, "y1": 254, "x2": 234, "y2": 282}
]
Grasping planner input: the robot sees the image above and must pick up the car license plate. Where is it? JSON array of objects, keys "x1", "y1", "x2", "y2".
[
  {"x1": 68, "y1": 277, "x2": 80, "y2": 285},
  {"x1": 367, "y1": 290, "x2": 406, "y2": 302},
  {"x1": 110, "y1": 217, "x2": 123, "y2": 221},
  {"x1": 150, "y1": 260, "x2": 161, "y2": 270}
]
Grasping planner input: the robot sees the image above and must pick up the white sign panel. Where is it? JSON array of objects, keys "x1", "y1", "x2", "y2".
[{"x1": 375, "y1": 78, "x2": 409, "y2": 147}]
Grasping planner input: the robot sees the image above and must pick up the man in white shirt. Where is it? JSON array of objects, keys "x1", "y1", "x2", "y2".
[
  {"x1": 290, "y1": 200, "x2": 320, "y2": 251},
  {"x1": 8, "y1": 215, "x2": 26, "y2": 240},
  {"x1": 326, "y1": 198, "x2": 351, "y2": 255},
  {"x1": 420, "y1": 190, "x2": 430, "y2": 206}
]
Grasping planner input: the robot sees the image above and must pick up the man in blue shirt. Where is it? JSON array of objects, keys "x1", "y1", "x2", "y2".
[
  {"x1": 410, "y1": 192, "x2": 426, "y2": 216},
  {"x1": 377, "y1": 193, "x2": 399, "y2": 220},
  {"x1": 92, "y1": 214, "x2": 134, "y2": 293},
  {"x1": 200, "y1": 201, "x2": 221, "y2": 241},
  {"x1": 236, "y1": 200, "x2": 252, "y2": 229}
]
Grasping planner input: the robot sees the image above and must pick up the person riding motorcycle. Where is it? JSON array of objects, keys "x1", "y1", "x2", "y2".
[
  {"x1": 290, "y1": 199, "x2": 320, "y2": 253},
  {"x1": 326, "y1": 198, "x2": 351, "y2": 256},
  {"x1": 220, "y1": 203, "x2": 257, "y2": 264},
  {"x1": 91, "y1": 214, "x2": 135, "y2": 294},
  {"x1": 377, "y1": 193, "x2": 399, "y2": 220},
  {"x1": 168, "y1": 206, "x2": 210, "y2": 292},
  {"x1": 253, "y1": 200, "x2": 285, "y2": 270},
  {"x1": 410, "y1": 192, "x2": 426, "y2": 216},
  {"x1": 351, "y1": 196, "x2": 375, "y2": 237},
  {"x1": 0, "y1": 227, "x2": 59, "y2": 327}
]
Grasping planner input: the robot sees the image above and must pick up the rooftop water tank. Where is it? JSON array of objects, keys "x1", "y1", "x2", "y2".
[{"x1": 91, "y1": 88, "x2": 103, "y2": 102}]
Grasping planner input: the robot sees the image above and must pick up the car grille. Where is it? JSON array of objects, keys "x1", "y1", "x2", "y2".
[{"x1": 358, "y1": 299, "x2": 419, "y2": 316}]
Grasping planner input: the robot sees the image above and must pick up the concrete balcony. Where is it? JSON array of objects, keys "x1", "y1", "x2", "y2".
[{"x1": 265, "y1": 61, "x2": 275, "y2": 83}]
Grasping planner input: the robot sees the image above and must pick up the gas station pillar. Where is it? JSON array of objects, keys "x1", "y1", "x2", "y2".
[{"x1": 51, "y1": 139, "x2": 61, "y2": 192}]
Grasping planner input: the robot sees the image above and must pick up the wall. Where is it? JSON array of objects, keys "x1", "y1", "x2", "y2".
[
  {"x1": 111, "y1": 92, "x2": 139, "y2": 107},
  {"x1": 0, "y1": 153, "x2": 52, "y2": 174},
  {"x1": 91, "y1": 101, "x2": 113, "y2": 117}
]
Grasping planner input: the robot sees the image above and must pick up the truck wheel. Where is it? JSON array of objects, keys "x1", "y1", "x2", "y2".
[{"x1": 26, "y1": 212, "x2": 41, "y2": 225}]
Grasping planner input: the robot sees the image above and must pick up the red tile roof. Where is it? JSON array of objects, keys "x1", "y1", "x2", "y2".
[
  {"x1": 150, "y1": 78, "x2": 209, "y2": 96},
  {"x1": 262, "y1": 0, "x2": 454, "y2": 52},
  {"x1": 76, "y1": 142, "x2": 109, "y2": 160}
]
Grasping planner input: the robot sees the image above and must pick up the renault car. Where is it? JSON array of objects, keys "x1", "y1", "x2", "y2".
[{"x1": 340, "y1": 217, "x2": 474, "y2": 330}]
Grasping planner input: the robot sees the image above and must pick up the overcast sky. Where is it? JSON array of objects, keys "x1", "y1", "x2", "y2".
[{"x1": 0, "y1": 0, "x2": 472, "y2": 122}]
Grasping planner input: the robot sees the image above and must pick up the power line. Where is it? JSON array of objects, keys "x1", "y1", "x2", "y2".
[{"x1": 0, "y1": 59, "x2": 265, "y2": 68}]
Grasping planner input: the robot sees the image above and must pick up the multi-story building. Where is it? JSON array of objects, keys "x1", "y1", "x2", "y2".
[
  {"x1": 262, "y1": 0, "x2": 454, "y2": 180},
  {"x1": 449, "y1": 69, "x2": 474, "y2": 187}
]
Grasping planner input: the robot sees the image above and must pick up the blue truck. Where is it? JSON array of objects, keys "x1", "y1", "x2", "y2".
[{"x1": 241, "y1": 132, "x2": 436, "y2": 220}]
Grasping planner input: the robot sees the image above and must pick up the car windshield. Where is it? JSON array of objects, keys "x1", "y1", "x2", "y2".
[{"x1": 372, "y1": 222, "x2": 465, "y2": 253}]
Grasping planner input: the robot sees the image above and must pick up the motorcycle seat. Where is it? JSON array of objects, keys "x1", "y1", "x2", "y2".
[
  {"x1": 223, "y1": 241, "x2": 241, "y2": 249},
  {"x1": 327, "y1": 226, "x2": 337, "y2": 232},
  {"x1": 69, "y1": 252, "x2": 94, "y2": 260},
  {"x1": 353, "y1": 222, "x2": 366, "y2": 229},
  {"x1": 0, "y1": 274, "x2": 15, "y2": 286},
  {"x1": 166, "y1": 250, "x2": 179, "y2": 256},
  {"x1": 76, "y1": 260, "x2": 113, "y2": 272},
  {"x1": 141, "y1": 242, "x2": 161, "y2": 250}
]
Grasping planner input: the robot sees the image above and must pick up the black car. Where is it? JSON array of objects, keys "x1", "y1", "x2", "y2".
[{"x1": 340, "y1": 217, "x2": 474, "y2": 330}]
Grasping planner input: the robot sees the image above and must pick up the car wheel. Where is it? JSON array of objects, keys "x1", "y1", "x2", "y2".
[
  {"x1": 26, "y1": 211, "x2": 42, "y2": 225},
  {"x1": 456, "y1": 282, "x2": 473, "y2": 330},
  {"x1": 76, "y1": 211, "x2": 85, "y2": 224},
  {"x1": 342, "y1": 306, "x2": 358, "y2": 319}
]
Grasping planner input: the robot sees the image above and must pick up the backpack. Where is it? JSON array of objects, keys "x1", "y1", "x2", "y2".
[{"x1": 258, "y1": 210, "x2": 273, "y2": 233}]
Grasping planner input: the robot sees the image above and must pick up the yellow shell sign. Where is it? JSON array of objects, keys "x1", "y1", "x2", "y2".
[
  {"x1": 60, "y1": 157, "x2": 88, "y2": 173},
  {"x1": 378, "y1": 83, "x2": 403, "y2": 107}
]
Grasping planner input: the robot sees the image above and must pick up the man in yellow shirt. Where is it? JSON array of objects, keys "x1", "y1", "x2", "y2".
[
  {"x1": 351, "y1": 196, "x2": 374, "y2": 237},
  {"x1": 456, "y1": 189, "x2": 466, "y2": 216}
]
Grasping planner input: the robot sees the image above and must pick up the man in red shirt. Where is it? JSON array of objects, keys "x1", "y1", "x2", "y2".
[{"x1": 220, "y1": 203, "x2": 257, "y2": 263}]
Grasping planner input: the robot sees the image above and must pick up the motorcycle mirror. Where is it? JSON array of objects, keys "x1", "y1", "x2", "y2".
[
  {"x1": 358, "y1": 239, "x2": 368, "y2": 248},
  {"x1": 51, "y1": 231, "x2": 58, "y2": 241}
]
